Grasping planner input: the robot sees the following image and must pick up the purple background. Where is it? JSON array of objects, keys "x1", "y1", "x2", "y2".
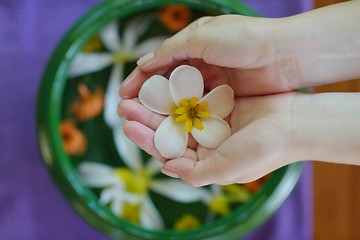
[{"x1": 0, "y1": 0, "x2": 313, "y2": 239}]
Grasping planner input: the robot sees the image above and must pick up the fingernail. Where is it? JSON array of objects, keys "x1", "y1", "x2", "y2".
[
  {"x1": 137, "y1": 52, "x2": 154, "y2": 66},
  {"x1": 120, "y1": 70, "x2": 138, "y2": 98},
  {"x1": 161, "y1": 167, "x2": 179, "y2": 178}
]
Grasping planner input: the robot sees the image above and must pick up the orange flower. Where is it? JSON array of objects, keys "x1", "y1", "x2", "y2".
[
  {"x1": 71, "y1": 83, "x2": 104, "y2": 121},
  {"x1": 244, "y1": 174, "x2": 271, "y2": 193},
  {"x1": 60, "y1": 120, "x2": 87, "y2": 156},
  {"x1": 159, "y1": 5, "x2": 191, "y2": 32}
]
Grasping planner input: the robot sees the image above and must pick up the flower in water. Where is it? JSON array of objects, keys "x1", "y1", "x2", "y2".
[
  {"x1": 205, "y1": 184, "x2": 252, "y2": 217},
  {"x1": 78, "y1": 126, "x2": 210, "y2": 230},
  {"x1": 159, "y1": 5, "x2": 191, "y2": 32},
  {"x1": 139, "y1": 65, "x2": 235, "y2": 158},
  {"x1": 69, "y1": 15, "x2": 166, "y2": 129},
  {"x1": 173, "y1": 214, "x2": 201, "y2": 231},
  {"x1": 60, "y1": 120, "x2": 87, "y2": 156},
  {"x1": 68, "y1": 15, "x2": 167, "y2": 165},
  {"x1": 70, "y1": 83, "x2": 104, "y2": 121}
]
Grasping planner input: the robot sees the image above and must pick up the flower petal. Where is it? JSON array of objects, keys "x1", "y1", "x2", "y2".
[
  {"x1": 99, "y1": 185, "x2": 124, "y2": 205},
  {"x1": 100, "y1": 21, "x2": 122, "y2": 52},
  {"x1": 77, "y1": 162, "x2": 118, "y2": 187},
  {"x1": 199, "y1": 85, "x2": 235, "y2": 118},
  {"x1": 68, "y1": 53, "x2": 113, "y2": 78},
  {"x1": 134, "y1": 37, "x2": 167, "y2": 57},
  {"x1": 154, "y1": 116, "x2": 188, "y2": 159},
  {"x1": 191, "y1": 116, "x2": 231, "y2": 149},
  {"x1": 104, "y1": 64, "x2": 123, "y2": 128},
  {"x1": 123, "y1": 16, "x2": 145, "y2": 49},
  {"x1": 113, "y1": 124, "x2": 143, "y2": 171},
  {"x1": 145, "y1": 157, "x2": 162, "y2": 177},
  {"x1": 150, "y1": 179, "x2": 211, "y2": 203},
  {"x1": 100, "y1": 187, "x2": 124, "y2": 215},
  {"x1": 139, "y1": 75, "x2": 173, "y2": 115},
  {"x1": 169, "y1": 65, "x2": 204, "y2": 106},
  {"x1": 140, "y1": 196, "x2": 164, "y2": 229}
]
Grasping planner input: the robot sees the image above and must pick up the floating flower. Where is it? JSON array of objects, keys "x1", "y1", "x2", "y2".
[
  {"x1": 78, "y1": 127, "x2": 210, "y2": 229},
  {"x1": 173, "y1": 214, "x2": 201, "y2": 231},
  {"x1": 159, "y1": 5, "x2": 191, "y2": 32},
  {"x1": 139, "y1": 65, "x2": 235, "y2": 158},
  {"x1": 60, "y1": 120, "x2": 87, "y2": 156},
  {"x1": 68, "y1": 15, "x2": 167, "y2": 129},
  {"x1": 70, "y1": 83, "x2": 104, "y2": 121},
  {"x1": 77, "y1": 162, "x2": 143, "y2": 225},
  {"x1": 204, "y1": 184, "x2": 252, "y2": 217}
]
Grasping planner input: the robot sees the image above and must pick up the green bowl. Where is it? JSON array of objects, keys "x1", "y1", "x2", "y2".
[{"x1": 36, "y1": 0, "x2": 303, "y2": 239}]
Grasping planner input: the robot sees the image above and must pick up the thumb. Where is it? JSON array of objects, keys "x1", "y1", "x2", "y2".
[
  {"x1": 137, "y1": 17, "x2": 215, "y2": 72},
  {"x1": 163, "y1": 152, "x2": 234, "y2": 187}
]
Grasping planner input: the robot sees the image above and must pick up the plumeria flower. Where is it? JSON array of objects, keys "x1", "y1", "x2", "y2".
[
  {"x1": 78, "y1": 162, "x2": 142, "y2": 219},
  {"x1": 78, "y1": 128, "x2": 211, "y2": 229},
  {"x1": 139, "y1": 65, "x2": 235, "y2": 158},
  {"x1": 202, "y1": 184, "x2": 252, "y2": 217},
  {"x1": 68, "y1": 15, "x2": 166, "y2": 133}
]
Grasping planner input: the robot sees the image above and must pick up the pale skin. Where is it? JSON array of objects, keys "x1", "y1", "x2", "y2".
[{"x1": 118, "y1": 1, "x2": 360, "y2": 187}]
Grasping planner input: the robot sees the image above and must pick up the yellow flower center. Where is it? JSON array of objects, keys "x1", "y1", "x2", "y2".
[
  {"x1": 173, "y1": 214, "x2": 201, "y2": 231},
  {"x1": 121, "y1": 202, "x2": 141, "y2": 225},
  {"x1": 174, "y1": 97, "x2": 211, "y2": 133},
  {"x1": 208, "y1": 195, "x2": 230, "y2": 216},
  {"x1": 115, "y1": 168, "x2": 150, "y2": 194},
  {"x1": 113, "y1": 52, "x2": 137, "y2": 65},
  {"x1": 82, "y1": 34, "x2": 103, "y2": 52}
]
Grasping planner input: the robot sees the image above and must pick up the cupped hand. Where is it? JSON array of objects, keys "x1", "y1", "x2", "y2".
[
  {"x1": 120, "y1": 15, "x2": 301, "y2": 100},
  {"x1": 119, "y1": 91, "x2": 301, "y2": 187}
]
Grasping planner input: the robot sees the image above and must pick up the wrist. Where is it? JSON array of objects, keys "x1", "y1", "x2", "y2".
[
  {"x1": 289, "y1": 92, "x2": 360, "y2": 165},
  {"x1": 271, "y1": 2, "x2": 360, "y2": 88}
]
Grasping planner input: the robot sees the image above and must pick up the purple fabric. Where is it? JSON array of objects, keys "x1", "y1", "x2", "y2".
[{"x1": 0, "y1": 0, "x2": 312, "y2": 239}]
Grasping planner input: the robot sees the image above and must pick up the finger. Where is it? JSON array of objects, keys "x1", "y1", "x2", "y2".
[
  {"x1": 122, "y1": 120, "x2": 167, "y2": 163},
  {"x1": 123, "y1": 121, "x2": 199, "y2": 164},
  {"x1": 162, "y1": 152, "x2": 233, "y2": 187},
  {"x1": 120, "y1": 67, "x2": 150, "y2": 99},
  {"x1": 118, "y1": 99, "x2": 165, "y2": 130},
  {"x1": 137, "y1": 17, "x2": 216, "y2": 72}
]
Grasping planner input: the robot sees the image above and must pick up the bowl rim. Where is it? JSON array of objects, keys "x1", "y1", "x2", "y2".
[{"x1": 36, "y1": 0, "x2": 303, "y2": 239}]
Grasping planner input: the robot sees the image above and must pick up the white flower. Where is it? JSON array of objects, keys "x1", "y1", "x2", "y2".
[
  {"x1": 77, "y1": 131, "x2": 210, "y2": 229},
  {"x1": 139, "y1": 65, "x2": 235, "y2": 158},
  {"x1": 201, "y1": 184, "x2": 251, "y2": 217},
  {"x1": 68, "y1": 15, "x2": 166, "y2": 128}
]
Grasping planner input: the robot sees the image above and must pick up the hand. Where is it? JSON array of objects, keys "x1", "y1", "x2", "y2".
[
  {"x1": 119, "y1": 92, "x2": 300, "y2": 186},
  {"x1": 120, "y1": 15, "x2": 300, "y2": 99}
]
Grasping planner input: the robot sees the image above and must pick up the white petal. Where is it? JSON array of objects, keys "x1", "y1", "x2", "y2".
[
  {"x1": 191, "y1": 116, "x2": 231, "y2": 149},
  {"x1": 104, "y1": 64, "x2": 123, "y2": 128},
  {"x1": 123, "y1": 15, "x2": 154, "y2": 49},
  {"x1": 100, "y1": 21, "x2": 122, "y2": 52},
  {"x1": 199, "y1": 85, "x2": 235, "y2": 118},
  {"x1": 139, "y1": 75, "x2": 174, "y2": 115},
  {"x1": 99, "y1": 186, "x2": 124, "y2": 206},
  {"x1": 145, "y1": 157, "x2": 162, "y2": 177},
  {"x1": 154, "y1": 116, "x2": 188, "y2": 159},
  {"x1": 68, "y1": 53, "x2": 113, "y2": 78},
  {"x1": 113, "y1": 124, "x2": 143, "y2": 171},
  {"x1": 108, "y1": 190, "x2": 124, "y2": 216},
  {"x1": 140, "y1": 196, "x2": 164, "y2": 229},
  {"x1": 77, "y1": 162, "x2": 118, "y2": 187},
  {"x1": 169, "y1": 65, "x2": 204, "y2": 106},
  {"x1": 150, "y1": 179, "x2": 211, "y2": 203},
  {"x1": 134, "y1": 37, "x2": 167, "y2": 57}
]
